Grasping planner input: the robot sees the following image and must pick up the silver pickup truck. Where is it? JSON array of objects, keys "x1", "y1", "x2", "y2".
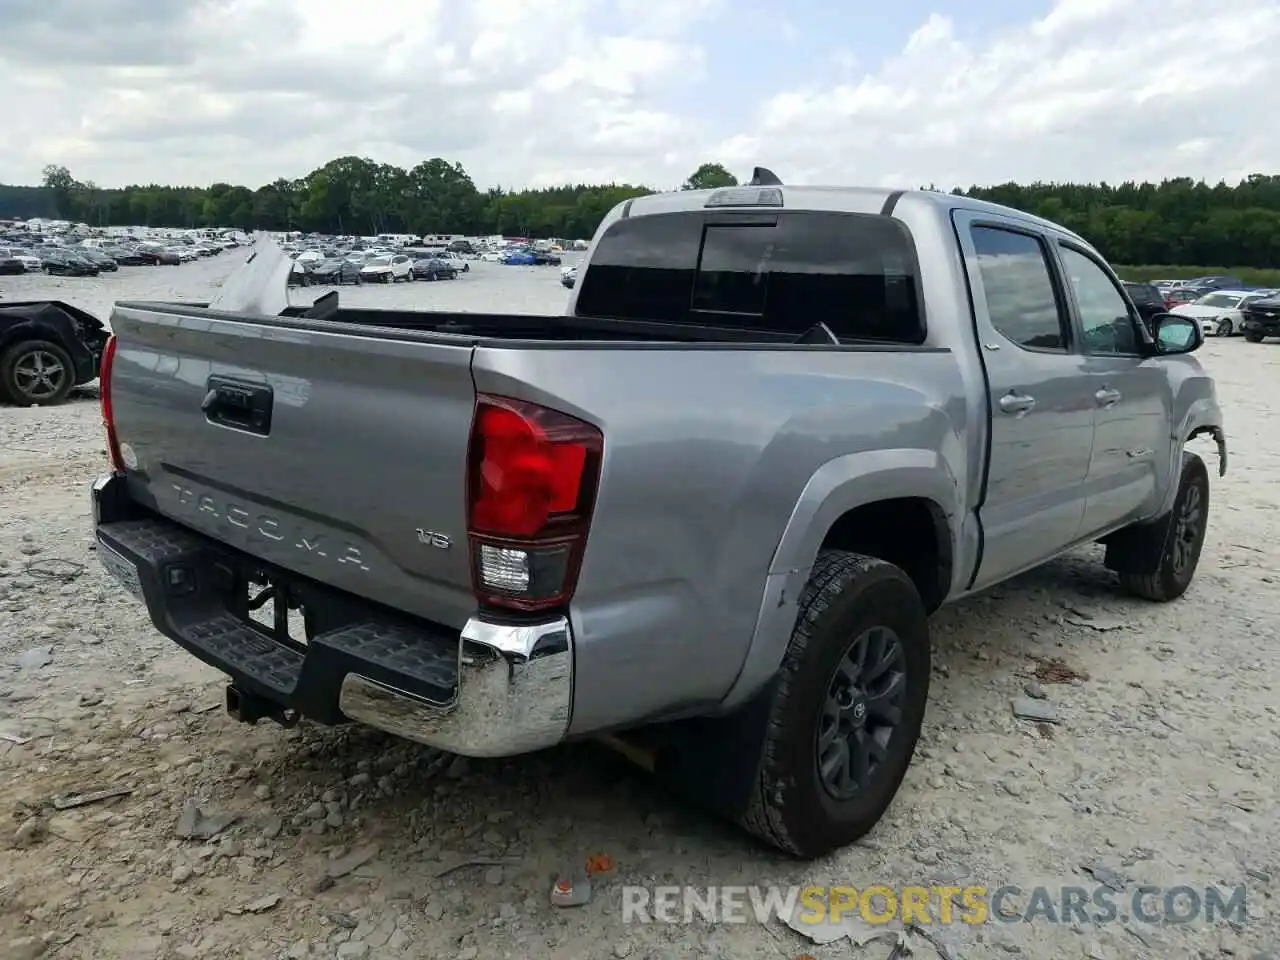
[{"x1": 90, "y1": 174, "x2": 1226, "y2": 859}]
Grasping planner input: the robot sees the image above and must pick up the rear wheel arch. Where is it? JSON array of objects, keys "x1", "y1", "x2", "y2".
[
  {"x1": 722, "y1": 459, "x2": 960, "y2": 712},
  {"x1": 818, "y1": 497, "x2": 952, "y2": 613}
]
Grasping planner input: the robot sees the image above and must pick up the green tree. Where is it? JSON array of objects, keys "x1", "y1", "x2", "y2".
[{"x1": 681, "y1": 162, "x2": 738, "y2": 191}]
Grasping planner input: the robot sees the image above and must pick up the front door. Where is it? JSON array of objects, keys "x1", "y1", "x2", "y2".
[
  {"x1": 1054, "y1": 242, "x2": 1171, "y2": 535},
  {"x1": 952, "y1": 214, "x2": 1097, "y2": 590}
]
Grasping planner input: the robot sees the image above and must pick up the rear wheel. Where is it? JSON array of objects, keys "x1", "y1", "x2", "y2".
[
  {"x1": 1, "y1": 339, "x2": 75, "y2": 406},
  {"x1": 737, "y1": 551, "x2": 930, "y2": 858}
]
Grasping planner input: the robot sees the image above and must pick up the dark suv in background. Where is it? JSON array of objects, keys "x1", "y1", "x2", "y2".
[{"x1": 1124, "y1": 282, "x2": 1167, "y2": 329}]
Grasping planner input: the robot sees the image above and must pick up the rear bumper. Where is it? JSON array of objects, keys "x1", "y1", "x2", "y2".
[{"x1": 90, "y1": 474, "x2": 573, "y2": 757}]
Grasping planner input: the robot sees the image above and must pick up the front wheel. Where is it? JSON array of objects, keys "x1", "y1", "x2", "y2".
[
  {"x1": 737, "y1": 551, "x2": 930, "y2": 858},
  {"x1": 1217, "y1": 318, "x2": 1233, "y2": 337},
  {"x1": 1245, "y1": 330, "x2": 1265, "y2": 343},
  {"x1": 1113, "y1": 452, "x2": 1209, "y2": 602}
]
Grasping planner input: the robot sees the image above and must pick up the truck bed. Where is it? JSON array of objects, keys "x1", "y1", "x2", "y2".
[{"x1": 126, "y1": 297, "x2": 948, "y2": 348}]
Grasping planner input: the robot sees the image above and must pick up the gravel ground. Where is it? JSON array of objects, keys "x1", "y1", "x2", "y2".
[{"x1": 1, "y1": 254, "x2": 1277, "y2": 960}]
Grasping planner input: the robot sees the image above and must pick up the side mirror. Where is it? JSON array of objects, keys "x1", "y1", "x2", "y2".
[{"x1": 1148, "y1": 313, "x2": 1202, "y2": 355}]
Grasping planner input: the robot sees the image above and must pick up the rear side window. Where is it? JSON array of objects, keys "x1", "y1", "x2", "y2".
[
  {"x1": 969, "y1": 226, "x2": 1068, "y2": 351},
  {"x1": 575, "y1": 211, "x2": 924, "y2": 342}
]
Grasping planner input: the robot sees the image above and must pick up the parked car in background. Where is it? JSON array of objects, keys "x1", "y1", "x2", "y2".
[
  {"x1": 131, "y1": 247, "x2": 166, "y2": 266},
  {"x1": 1123, "y1": 282, "x2": 1165, "y2": 326},
  {"x1": 0, "y1": 247, "x2": 42, "y2": 272},
  {"x1": 0, "y1": 299, "x2": 109, "y2": 405},
  {"x1": 77, "y1": 247, "x2": 120, "y2": 272},
  {"x1": 170, "y1": 246, "x2": 199, "y2": 263},
  {"x1": 411, "y1": 256, "x2": 458, "y2": 281},
  {"x1": 561, "y1": 264, "x2": 577, "y2": 289},
  {"x1": 0, "y1": 255, "x2": 25, "y2": 276},
  {"x1": 1181, "y1": 275, "x2": 1246, "y2": 296},
  {"x1": 287, "y1": 261, "x2": 314, "y2": 286},
  {"x1": 501, "y1": 248, "x2": 537, "y2": 265},
  {"x1": 310, "y1": 258, "x2": 364, "y2": 285},
  {"x1": 104, "y1": 247, "x2": 148, "y2": 266},
  {"x1": 360, "y1": 254, "x2": 414, "y2": 283},
  {"x1": 1169, "y1": 290, "x2": 1267, "y2": 337},
  {"x1": 434, "y1": 251, "x2": 470, "y2": 273},
  {"x1": 1241, "y1": 292, "x2": 1280, "y2": 342},
  {"x1": 1163, "y1": 286, "x2": 1199, "y2": 308},
  {"x1": 41, "y1": 249, "x2": 99, "y2": 277}
]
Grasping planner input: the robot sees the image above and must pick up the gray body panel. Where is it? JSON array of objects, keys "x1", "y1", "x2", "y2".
[{"x1": 103, "y1": 187, "x2": 1225, "y2": 741}]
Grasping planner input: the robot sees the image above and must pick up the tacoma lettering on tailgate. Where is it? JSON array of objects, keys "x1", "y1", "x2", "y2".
[{"x1": 170, "y1": 483, "x2": 371, "y2": 571}]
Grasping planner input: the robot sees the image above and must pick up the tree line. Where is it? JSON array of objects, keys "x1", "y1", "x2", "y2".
[{"x1": 2, "y1": 160, "x2": 1279, "y2": 270}]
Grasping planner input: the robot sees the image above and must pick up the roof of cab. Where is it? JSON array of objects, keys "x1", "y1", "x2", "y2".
[{"x1": 622, "y1": 184, "x2": 1088, "y2": 245}]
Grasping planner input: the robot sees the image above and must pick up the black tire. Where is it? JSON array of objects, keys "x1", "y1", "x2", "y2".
[
  {"x1": 738, "y1": 550, "x2": 930, "y2": 858},
  {"x1": 0, "y1": 339, "x2": 75, "y2": 406},
  {"x1": 1116, "y1": 452, "x2": 1209, "y2": 602},
  {"x1": 1217, "y1": 318, "x2": 1232, "y2": 337},
  {"x1": 1245, "y1": 330, "x2": 1265, "y2": 343}
]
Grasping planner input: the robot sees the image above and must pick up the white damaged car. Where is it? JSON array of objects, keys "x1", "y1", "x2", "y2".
[
  {"x1": 1171, "y1": 290, "x2": 1273, "y2": 337},
  {"x1": 359, "y1": 254, "x2": 414, "y2": 283}
]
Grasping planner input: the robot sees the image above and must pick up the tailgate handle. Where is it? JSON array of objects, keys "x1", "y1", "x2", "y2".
[{"x1": 202, "y1": 377, "x2": 273, "y2": 435}]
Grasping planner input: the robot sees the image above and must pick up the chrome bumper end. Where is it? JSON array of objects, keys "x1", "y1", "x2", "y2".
[{"x1": 337, "y1": 615, "x2": 573, "y2": 758}]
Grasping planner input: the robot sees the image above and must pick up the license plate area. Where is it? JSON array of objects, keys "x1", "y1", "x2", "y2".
[{"x1": 98, "y1": 540, "x2": 143, "y2": 599}]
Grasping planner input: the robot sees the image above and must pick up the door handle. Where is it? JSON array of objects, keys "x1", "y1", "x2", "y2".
[
  {"x1": 998, "y1": 392, "x2": 1036, "y2": 415},
  {"x1": 1095, "y1": 388, "x2": 1122, "y2": 407}
]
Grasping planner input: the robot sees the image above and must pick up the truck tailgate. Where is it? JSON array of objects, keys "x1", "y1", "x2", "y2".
[{"x1": 108, "y1": 303, "x2": 478, "y2": 629}]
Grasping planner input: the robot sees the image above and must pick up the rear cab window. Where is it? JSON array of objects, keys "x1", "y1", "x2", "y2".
[{"x1": 574, "y1": 210, "x2": 925, "y2": 343}]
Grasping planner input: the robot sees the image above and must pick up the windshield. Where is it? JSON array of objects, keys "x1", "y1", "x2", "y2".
[
  {"x1": 1197, "y1": 293, "x2": 1239, "y2": 308},
  {"x1": 367, "y1": 256, "x2": 391, "y2": 266}
]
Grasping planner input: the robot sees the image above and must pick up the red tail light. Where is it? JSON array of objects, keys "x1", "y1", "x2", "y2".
[
  {"x1": 100, "y1": 334, "x2": 124, "y2": 472},
  {"x1": 466, "y1": 394, "x2": 603, "y2": 612}
]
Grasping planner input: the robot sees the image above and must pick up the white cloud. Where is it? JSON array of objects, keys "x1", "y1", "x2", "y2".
[{"x1": 0, "y1": 0, "x2": 1277, "y2": 191}]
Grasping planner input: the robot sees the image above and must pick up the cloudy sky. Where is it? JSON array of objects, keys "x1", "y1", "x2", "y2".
[{"x1": 1, "y1": 0, "x2": 1276, "y2": 192}]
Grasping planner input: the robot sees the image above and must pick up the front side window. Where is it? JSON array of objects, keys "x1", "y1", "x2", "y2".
[{"x1": 1058, "y1": 245, "x2": 1140, "y2": 355}]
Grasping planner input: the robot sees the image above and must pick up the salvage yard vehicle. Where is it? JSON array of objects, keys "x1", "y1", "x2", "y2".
[
  {"x1": 410, "y1": 255, "x2": 458, "y2": 281},
  {"x1": 41, "y1": 248, "x2": 99, "y2": 277},
  {"x1": 1170, "y1": 289, "x2": 1270, "y2": 337},
  {"x1": 309, "y1": 258, "x2": 364, "y2": 285},
  {"x1": 1241, "y1": 291, "x2": 1280, "y2": 342},
  {"x1": 90, "y1": 172, "x2": 1227, "y2": 859},
  {"x1": 0, "y1": 300, "x2": 109, "y2": 405},
  {"x1": 360, "y1": 254, "x2": 414, "y2": 283}
]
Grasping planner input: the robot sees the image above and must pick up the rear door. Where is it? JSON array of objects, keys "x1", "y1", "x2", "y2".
[{"x1": 952, "y1": 212, "x2": 1096, "y2": 588}]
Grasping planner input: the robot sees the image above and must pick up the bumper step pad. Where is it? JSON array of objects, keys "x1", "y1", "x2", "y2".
[{"x1": 97, "y1": 518, "x2": 459, "y2": 725}]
